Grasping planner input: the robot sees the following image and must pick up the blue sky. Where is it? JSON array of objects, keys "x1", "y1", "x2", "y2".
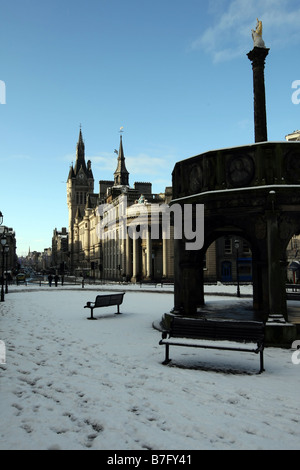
[{"x1": 1, "y1": 0, "x2": 300, "y2": 255}]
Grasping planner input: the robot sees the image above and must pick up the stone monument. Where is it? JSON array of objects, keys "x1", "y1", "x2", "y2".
[
  {"x1": 164, "y1": 20, "x2": 299, "y2": 345},
  {"x1": 247, "y1": 19, "x2": 270, "y2": 143}
]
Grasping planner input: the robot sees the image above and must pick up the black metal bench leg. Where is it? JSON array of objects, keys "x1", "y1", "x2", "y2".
[
  {"x1": 115, "y1": 304, "x2": 121, "y2": 315},
  {"x1": 162, "y1": 344, "x2": 171, "y2": 365},
  {"x1": 259, "y1": 350, "x2": 265, "y2": 374},
  {"x1": 87, "y1": 307, "x2": 97, "y2": 320}
]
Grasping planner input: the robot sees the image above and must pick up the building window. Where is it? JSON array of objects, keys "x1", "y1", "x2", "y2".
[
  {"x1": 243, "y1": 241, "x2": 251, "y2": 254},
  {"x1": 224, "y1": 238, "x2": 232, "y2": 254}
]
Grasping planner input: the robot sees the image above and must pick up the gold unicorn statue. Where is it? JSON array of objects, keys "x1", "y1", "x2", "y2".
[{"x1": 251, "y1": 19, "x2": 266, "y2": 48}]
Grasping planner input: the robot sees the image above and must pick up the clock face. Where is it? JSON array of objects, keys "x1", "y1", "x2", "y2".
[{"x1": 79, "y1": 173, "x2": 84, "y2": 180}]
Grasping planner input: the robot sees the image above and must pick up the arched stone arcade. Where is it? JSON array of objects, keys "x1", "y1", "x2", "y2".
[{"x1": 171, "y1": 141, "x2": 300, "y2": 325}]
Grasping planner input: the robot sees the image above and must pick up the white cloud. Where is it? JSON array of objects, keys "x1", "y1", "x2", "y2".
[
  {"x1": 191, "y1": 0, "x2": 300, "y2": 63},
  {"x1": 89, "y1": 151, "x2": 175, "y2": 191},
  {"x1": 125, "y1": 154, "x2": 173, "y2": 176},
  {"x1": 63, "y1": 153, "x2": 75, "y2": 162},
  {"x1": 63, "y1": 145, "x2": 176, "y2": 192},
  {"x1": 89, "y1": 153, "x2": 116, "y2": 172}
]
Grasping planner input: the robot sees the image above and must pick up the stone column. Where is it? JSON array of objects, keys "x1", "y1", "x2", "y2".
[
  {"x1": 162, "y1": 236, "x2": 168, "y2": 278},
  {"x1": 131, "y1": 236, "x2": 139, "y2": 283},
  {"x1": 252, "y1": 252, "x2": 268, "y2": 317},
  {"x1": 146, "y1": 228, "x2": 152, "y2": 279},
  {"x1": 266, "y1": 214, "x2": 287, "y2": 321},
  {"x1": 173, "y1": 237, "x2": 204, "y2": 316},
  {"x1": 126, "y1": 233, "x2": 132, "y2": 279},
  {"x1": 266, "y1": 191, "x2": 287, "y2": 321},
  {"x1": 247, "y1": 46, "x2": 270, "y2": 143}
]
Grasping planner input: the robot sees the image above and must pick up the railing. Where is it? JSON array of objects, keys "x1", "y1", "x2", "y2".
[{"x1": 12, "y1": 275, "x2": 175, "y2": 290}]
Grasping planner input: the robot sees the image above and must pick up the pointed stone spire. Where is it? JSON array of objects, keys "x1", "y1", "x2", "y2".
[
  {"x1": 78, "y1": 127, "x2": 84, "y2": 152},
  {"x1": 74, "y1": 127, "x2": 87, "y2": 176},
  {"x1": 68, "y1": 164, "x2": 75, "y2": 180},
  {"x1": 114, "y1": 134, "x2": 129, "y2": 186},
  {"x1": 87, "y1": 159, "x2": 93, "y2": 180}
]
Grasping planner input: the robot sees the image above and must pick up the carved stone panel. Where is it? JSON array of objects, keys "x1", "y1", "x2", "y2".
[
  {"x1": 227, "y1": 155, "x2": 255, "y2": 187},
  {"x1": 189, "y1": 164, "x2": 203, "y2": 194},
  {"x1": 285, "y1": 152, "x2": 300, "y2": 183}
]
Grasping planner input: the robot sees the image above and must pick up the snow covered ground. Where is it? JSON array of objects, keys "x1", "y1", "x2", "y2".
[{"x1": 0, "y1": 283, "x2": 299, "y2": 450}]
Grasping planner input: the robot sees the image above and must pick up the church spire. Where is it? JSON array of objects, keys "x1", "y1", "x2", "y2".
[
  {"x1": 114, "y1": 134, "x2": 129, "y2": 186},
  {"x1": 74, "y1": 126, "x2": 87, "y2": 176}
]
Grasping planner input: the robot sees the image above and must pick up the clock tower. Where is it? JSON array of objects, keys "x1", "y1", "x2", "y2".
[{"x1": 67, "y1": 128, "x2": 94, "y2": 270}]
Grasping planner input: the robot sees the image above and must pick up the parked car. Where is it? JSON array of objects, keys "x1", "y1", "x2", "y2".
[{"x1": 16, "y1": 273, "x2": 26, "y2": 284}]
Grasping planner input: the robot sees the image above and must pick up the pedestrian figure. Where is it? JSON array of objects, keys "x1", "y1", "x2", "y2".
[
  {"x1": 54, "y1": 274, "x2": 59, "y2": 287},
  {"x1": 48, "y1": 274, "x2": 53, "y2": 287},
  {"x1": 61, "y1": 275, "x2": 64, "y2": 286}
]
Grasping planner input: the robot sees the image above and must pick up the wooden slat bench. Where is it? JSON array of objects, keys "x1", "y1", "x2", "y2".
[
  {"x1": 286, "y1": 284, "x2": 300, "y2": 300},
  {"x1": 84, "y1": 293, "x2": 125, "y2": 320},
  {"x1": 159, "y1": 316, "x2": 265, "y2": 373}
]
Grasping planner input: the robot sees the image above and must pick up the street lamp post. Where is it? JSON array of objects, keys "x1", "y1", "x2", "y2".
[
  {"x1": 234, "y1": 239, "x2": 241, "y2": 298},
  {"x1": 1, "y1": 235, "x2": 7, "y2": 302},
  {"x1": 5, "y1": 245, "x2": 9, "y2": 294}
]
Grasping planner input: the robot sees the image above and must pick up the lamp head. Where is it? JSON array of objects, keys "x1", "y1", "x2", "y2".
[{"x1": 234, "y1": 239, "x2": 240, "y2": 250}]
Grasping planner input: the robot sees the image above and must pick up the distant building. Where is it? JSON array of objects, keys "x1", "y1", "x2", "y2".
[
  {"x1": 286, "y1": 236, "x2": 300, "y2": 283},
  {"x1": 0, "y1": 226, "x2": 17, "y2": 275},
  {"x1": 52, "y1": 227, "x2": 68, "y2": 273},
  {"x1": 286, "y1": 130, "x2": 300, "y2": 142},
  {"x1": 204, "y1": 237, "x2": 252, "y2": 283},
  {"x1": 66, "y1": 130, "x2": 174, "y2": 281},
  {"x1": 39, "y1": 248, "x2": 52, "y2": 272},
  {"x1": 62, "y1": 129, "x2": 255, "y2": 284},
  {"x1": 285, "y1": 130, "x2": 300, "y2": 282}
]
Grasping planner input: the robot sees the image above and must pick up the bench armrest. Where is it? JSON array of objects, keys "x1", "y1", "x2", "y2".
[
  {"x1": 161, "y1": 331, "x2": 168, "y2": 340},
  {"x1": 84, "y1": 302, "x2": 95, "y2": 308}
]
